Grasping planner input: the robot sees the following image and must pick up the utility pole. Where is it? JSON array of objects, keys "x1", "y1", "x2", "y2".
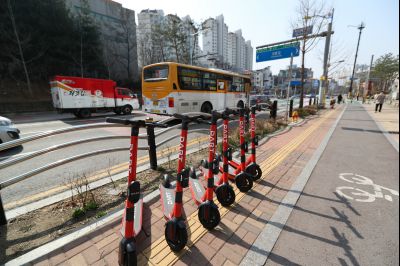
[
  {"x1": 365, "y1": 54, "x2": 374, "y2": 98},
  {"x1": 349, "y1": 22, "x2": 366, "y2": 95},
  {"x1": 318, "y1": 8, "x2": 334, "y2": 107},
  {"x1": 286, "y1": 54, "x2": 293, "y2": 122}
]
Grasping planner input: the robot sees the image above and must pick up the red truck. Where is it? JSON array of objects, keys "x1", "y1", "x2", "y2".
[{"x1": 50, "y1": 76, "x2": 140, "y2": 118}]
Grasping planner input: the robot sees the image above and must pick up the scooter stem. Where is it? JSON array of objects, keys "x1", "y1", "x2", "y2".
[
  {"x1": 123, "y1": 126, "x2": 139, "y2": 238},
  {"x1": 239, "y1": 109, "x2": 246, "y2": 170},
  {"x1": 172, "y1": 121, "x2": 189, "y2": 218},
  {"x1": 206, "y1": 120, "x2": 217, "y2": 201}
]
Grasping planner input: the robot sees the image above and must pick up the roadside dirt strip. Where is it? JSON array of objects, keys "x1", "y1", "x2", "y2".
[
  {"x1": 142, "y1": 109, "x2": 338, "y2": 265},
  {"x1": 4, "y1": 135, "x2": 210, "y2": 210}
]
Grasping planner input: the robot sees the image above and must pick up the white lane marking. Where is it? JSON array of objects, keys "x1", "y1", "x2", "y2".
[{"x1": 336, "y1": 173, "x2": 399, "y2": 203}]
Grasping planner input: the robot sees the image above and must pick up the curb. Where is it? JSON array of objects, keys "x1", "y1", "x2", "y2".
[{"x1": 240, "y1": 105, "x2": 346, "y2": 265}]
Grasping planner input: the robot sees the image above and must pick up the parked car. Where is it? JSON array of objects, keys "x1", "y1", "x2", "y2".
[
  {"x1": 250, "y1": 95, "x2": 274, "y2": 106},
  {"x1": 0, "y1": 116, "x2": 20, "y2": 144}
]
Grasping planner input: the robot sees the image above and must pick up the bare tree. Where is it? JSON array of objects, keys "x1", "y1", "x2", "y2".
[
  {"x1": 291, "y1": 0, "x2": 330, "y2": 107},
  {"x1": 6, "y1": 0, "x2": 32, "y2": 96},
  {"x1": 119, "y1": 8, "x2": 138, "y2": 82},
  {"x1": 164, "y1": 14, "x2": 189, "y2": 63}
]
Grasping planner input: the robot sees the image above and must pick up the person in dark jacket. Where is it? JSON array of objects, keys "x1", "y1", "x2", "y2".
[{"x1": 338, "y1": 94, "x2": 343, "y2": 104}]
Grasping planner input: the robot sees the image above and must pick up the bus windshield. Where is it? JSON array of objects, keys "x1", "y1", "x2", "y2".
[{"x1": 143, "y1": 65, "x2": 169, "y2": 82}]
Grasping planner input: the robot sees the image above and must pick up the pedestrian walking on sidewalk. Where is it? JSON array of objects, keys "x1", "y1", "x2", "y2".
[
  {"x1": 375, "y1": 91, "x2": 386, "y2": 112},
  {"x1": 338, "y1": 94, "x2": 343, "y2": 104}
]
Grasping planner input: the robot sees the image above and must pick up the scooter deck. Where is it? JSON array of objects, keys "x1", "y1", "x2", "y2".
[
  {"x1": 189, "y1": 176, "x2": 205, "y2": 205},
  {"x1": 160, "y1": 184, "x2": 175, "y2": 219},
  {"x1": 220, "y1": 161, "x2": 237, "y2": 177},
  {"x1": 199, "y1": 167, "x2": 221, "y2": 187},
  {"x1": 120, "y1": 197, "x2": 144, "y2": 237}
]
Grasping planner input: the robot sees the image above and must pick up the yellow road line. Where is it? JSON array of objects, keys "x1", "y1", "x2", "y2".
[
  {"x1": 4, "y1": 135, "x2": 209, "y2": 210},
  {"x1": 144, "y1": 110, "x2": 335, "y2": 265}
]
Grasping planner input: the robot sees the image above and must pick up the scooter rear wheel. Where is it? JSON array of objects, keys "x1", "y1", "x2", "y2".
[
  {"x1": 165, "y1": 219, "x2": 188, "y2": 252},
  {"x1": 215, "y1": 184, "x2": 236, "y2": 207},
  {"x1": 198, "y1": 201, "x2": 220, "y2": 230},
  {"x1": 246, "y1": 163, "x2": 262, "y2": 181},
  {"x1": 235, "y1": 172, "x2": 253, "y2": 192}
]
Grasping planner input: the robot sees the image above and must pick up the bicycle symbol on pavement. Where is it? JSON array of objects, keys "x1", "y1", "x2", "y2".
[{"x1": 336, "y1": 173, "x2": 399, "y2": 203}]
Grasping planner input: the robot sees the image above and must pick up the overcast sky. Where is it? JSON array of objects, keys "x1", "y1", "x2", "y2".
[{"x1": 114, "y1": 0, "x2": 399, "y2": 78}]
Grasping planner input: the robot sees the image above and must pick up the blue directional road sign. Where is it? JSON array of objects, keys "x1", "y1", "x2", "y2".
[
  {"x1": 290, "y1": 80, "x2": 302, "y2": 86},
  {"x1": 256, "y1": 42, "x2": 300, "y2": 62}
]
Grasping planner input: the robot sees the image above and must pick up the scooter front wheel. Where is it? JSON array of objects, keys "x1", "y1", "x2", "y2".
[
  {"x1": 165, "y1": 219, "x2": 188, "y2": 252},
  {"x1": 246, "y1": 163, "x2": 262, "y2": 181},
  {"x1": 126, "y1": 251, "x2": 137, "y2": 266},
  {"x1": 215, "y1": 184, "x2": 236, "y2": 207},
  {"x1": 235, "y1": 172, "x2": 253, "y2": 192},
  {"x1": 198, "y1": 201, "x2": 221, "y2": 230}
]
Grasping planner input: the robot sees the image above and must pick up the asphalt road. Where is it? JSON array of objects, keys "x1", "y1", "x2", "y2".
[{"x1": 267, "y1": 103, "x2": 399, "y2": 266}]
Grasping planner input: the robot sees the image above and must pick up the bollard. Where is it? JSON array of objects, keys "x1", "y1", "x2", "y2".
[
  {"x1": 289, "y1": 99, "x2": 294, "y2": 117},
  {"x1": 270, "y1": 100, "x2": 278, "y2": 119},
  {"x1": 0, "y1": 192, "x2": 6, "y2": 225},
  {"x1": 147, "y1": 125, "x2": 158, "y2": 170}
]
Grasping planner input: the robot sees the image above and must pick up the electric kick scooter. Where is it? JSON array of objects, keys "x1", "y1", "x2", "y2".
[
  {"x1": 227, "y1": 106, "x2": 262, "y2": 181},
  {"x1": 188, "y1": 111, "x2": 221, "y2": 229},
  {"x1": 198, "y1": 108, "x2": 252, "y2": 198},
  {"x1": 105, "y1": 117, "x2": 167, "y2": 266},
  {"x1": 160, "y1": 113, "x2": 208, "y2": 252},
  {"x1": 214, "y1": 108, "x2": 239, "y2": 206},
  {"x1": 219, "y1": 108, "x2": 254, "y2": 192}
]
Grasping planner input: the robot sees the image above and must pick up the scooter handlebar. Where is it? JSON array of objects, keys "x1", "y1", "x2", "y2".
[
  {"x1": 173, "y1": 112, "x2": 211, "y2": 122},
  {"x1": 105, "y1": 117, "x2": 134, "y2": 125},
  {"x1": 106, "y1": 117, "x2": 169, "y2": 128}
]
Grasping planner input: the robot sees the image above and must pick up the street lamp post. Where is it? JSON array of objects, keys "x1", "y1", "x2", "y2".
[{"x1": 348, "y1": 22, "x2": 366, "y2": 95}]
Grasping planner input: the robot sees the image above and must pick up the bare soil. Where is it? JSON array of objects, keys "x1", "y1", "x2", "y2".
[{"x1": 0, "y1": 148, "x2": 209, "y2": 264}]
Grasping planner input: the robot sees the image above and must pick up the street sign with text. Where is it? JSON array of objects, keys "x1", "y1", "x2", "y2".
[
  {"x1": 292, "y1": 26, "x2": 313, "y2": 37},
  {"x1": 290, "y1": 80, "x2": 302, "y2": 86},
  {"x1": 256, "y1": 42, "x2": 300, "y2": 62}
]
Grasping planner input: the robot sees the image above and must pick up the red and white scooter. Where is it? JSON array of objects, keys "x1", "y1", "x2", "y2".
[
  {"x1": 105, "y1": 117, "x2": 167, "y2": 266},
  {"x1": 160, "y1": 113, "x2": 209, "y2": 252}
]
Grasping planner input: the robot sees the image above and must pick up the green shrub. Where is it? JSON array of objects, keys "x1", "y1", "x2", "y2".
[
  {"x1": 295, "y1": 108, "x2": 310, "y2": 118},
  {"x1": 72, "y1": 208, "x2": 85, "y2": 219},
  {"x1": 84, "y1": 201, "x2": 98, "y2": 211}
]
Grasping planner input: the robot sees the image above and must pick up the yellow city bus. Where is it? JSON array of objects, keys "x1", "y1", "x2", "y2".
[{"x1": 142, "y1": 62, "x2": 251, "y2": 114}]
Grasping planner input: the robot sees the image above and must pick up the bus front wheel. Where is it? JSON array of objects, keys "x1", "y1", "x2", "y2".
[
  {"x1": 237, "y1": 100, "x2": 244, "y2": 108},
  {"x1": 201, "y1": 102, "x2": 213, "y2": 114}
]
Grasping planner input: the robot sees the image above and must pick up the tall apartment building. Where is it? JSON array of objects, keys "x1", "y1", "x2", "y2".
[
  {"x1": 136, "y1": 9, "x2": 165, "y2": 69},
  {"x1": 245, "y1": 41, "x2": 253, "y2": 71},
  {"x1": 65, "y1": 0, "x2": 139, "y2": 81},
  {"x1": 202, "y1": 15, "x2": 253, "y2": 72}
]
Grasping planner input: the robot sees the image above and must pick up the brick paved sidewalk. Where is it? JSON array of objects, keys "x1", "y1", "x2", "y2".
[{"x1": 25, "y1": 106, "x2": 343, "y2": 266}]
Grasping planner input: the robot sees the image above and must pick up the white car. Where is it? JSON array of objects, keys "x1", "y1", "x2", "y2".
[{"x1": 0, "y1": 116, "x2": 20, "y2": 144}]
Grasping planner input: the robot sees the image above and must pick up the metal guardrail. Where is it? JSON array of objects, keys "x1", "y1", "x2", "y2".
[
  {"x1": 0, "y1": 123, "x2": 126, "y2": 152},
  {"x1": 0, "y1": 136, "x2": 131, "y2": 169}
]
